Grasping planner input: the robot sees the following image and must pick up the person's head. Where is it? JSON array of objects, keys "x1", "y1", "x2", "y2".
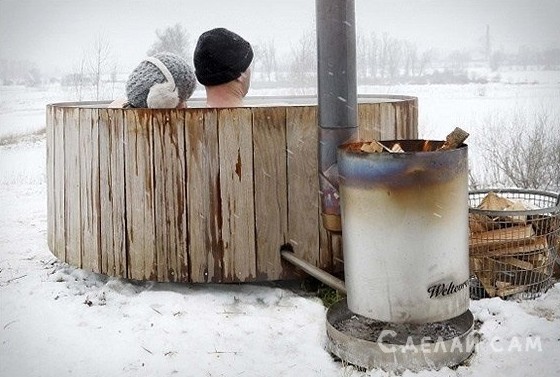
[
  {"x1": 126, "y1": 52, "x2": 197, "y2": 108},
  {"x1": 193, "y1": 28, "x2": 253, "y2": 90}
]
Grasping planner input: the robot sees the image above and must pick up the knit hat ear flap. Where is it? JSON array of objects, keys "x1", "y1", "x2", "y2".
[{"x1": 145, "y1": 56, "x2": 180, "y2": 108}]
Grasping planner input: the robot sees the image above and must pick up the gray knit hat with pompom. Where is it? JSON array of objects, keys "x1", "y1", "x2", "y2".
[{"x1": 126, "y1": 52, "x2": 196, "y2": 108}]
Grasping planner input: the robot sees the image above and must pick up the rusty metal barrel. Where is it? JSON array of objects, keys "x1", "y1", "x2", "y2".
[
  {"x1": 338, "y1": 140, "x2": 469, "y2": 323},
  {"x1": 46, "y1": 96, "x2": 417, "y2": 283}
]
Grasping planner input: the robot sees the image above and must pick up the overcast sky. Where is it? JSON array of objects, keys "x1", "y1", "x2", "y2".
[{"x1": 1, "y1": 0, "x2": 559, "y2": 76}]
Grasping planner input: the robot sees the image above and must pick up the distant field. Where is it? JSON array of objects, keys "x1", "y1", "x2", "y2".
[{"x1": 1, "y1": 70, "x2": 559, "y2": 188}]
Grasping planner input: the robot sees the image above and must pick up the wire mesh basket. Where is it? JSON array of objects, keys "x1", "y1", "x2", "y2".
[{"x1": 468, "y1": 188, "x2": 560, "y2": 299}]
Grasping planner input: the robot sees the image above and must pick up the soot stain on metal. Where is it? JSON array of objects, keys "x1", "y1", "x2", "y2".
[{"x1": 332, "y1": 312, "x2": 464, "y2": 344}]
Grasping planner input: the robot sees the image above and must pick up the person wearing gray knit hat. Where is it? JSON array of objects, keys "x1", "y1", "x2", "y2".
[
  {"x1": 111, "y1": 52, "x2": 196, "y2": 109},
  {"x1": 194, "y1": 28, "x2": 253, "y2": 107}
]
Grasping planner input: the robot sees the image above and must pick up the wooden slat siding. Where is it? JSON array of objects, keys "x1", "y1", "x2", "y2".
[
  {"x1": 395, "y1": 101, "x2": 407, "y2": 139},
  {"x1": 64, "y1": 107, "x2": 82, "y2": 268},
  {"x1": 53, "y1": 106, "x2": 65, "y2": 260},
  {"x1": 286, "y1": 106, "x2": 321, "y2": 266},
  {"x1": 410, "y1": 99, "x2": 419, "y2": 138},
  {"x1": 395, "y1": 99, "x2": 418, "y2": 139},
  {"x1": 252, "y1": 107, "x2": 289, "y2": 280},
  {"x1": 186, "y1": 110, "x2": 222, "y2": 282},
  {"x1": 357, "y1": 102, "x2": 381, "y2": 141},
  {"x1": 79, "y1": 108, "x2": 101, "y2": 272},
  {"x1": 218, "y1": 108, "x2": 256, "y2": 281},
  {"x1": 124, "y1": 110, "x2": 157, "y2": 280},
  {"x1": 47, "y1": 98, "x2": 419, "y2": 282},
  {"x1": 98, "y1": 109, "x2": 111, "y2": 274},
  {"x1": 99, "y1": 109, "x2": 127, "y2": 277},
  {"x1": 379, "y1": 102, "x2": 397, "y2": 140},
  {"x1": 46, "y1": 105, "x2": 55, "y2": 254},
  {"x1": 152, "y1": 110, "x2": 188, "y2": 282}
]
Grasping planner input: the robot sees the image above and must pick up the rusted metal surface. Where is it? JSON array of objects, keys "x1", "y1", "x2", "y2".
[
  {"x1": 46, "y1": 97, "x2": 417, "y2": 283},
  {"x1": 326, "y1": 300, "x2": 475, "y2": 372},
  {"x1": 338, "y1": 140, "x2": 469, "y2": 323}
]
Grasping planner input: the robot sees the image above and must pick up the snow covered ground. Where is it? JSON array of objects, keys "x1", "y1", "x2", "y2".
[{"x1": 1, "y1": 78, "x2": 560, "y2": 376}]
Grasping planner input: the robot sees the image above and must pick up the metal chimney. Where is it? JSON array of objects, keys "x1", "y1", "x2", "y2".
[{"x1": 316, "y1": 0, "x2": 358, "y2": 233}]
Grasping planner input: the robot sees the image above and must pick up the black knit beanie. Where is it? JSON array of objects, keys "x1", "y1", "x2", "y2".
[{"x1": 194, "y1": 28, "x2": 253, "y2": 86}]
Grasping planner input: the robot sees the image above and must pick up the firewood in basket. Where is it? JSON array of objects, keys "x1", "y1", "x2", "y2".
[
  {"x1": 496, "y1": 283, "x2": 529, "y2": 298},
  {"x1": 469, "y1": 224, "x2": 535, "y2": 248},
  {"x1": 529, "y1": 214, "x2": 558, "y2": 236},
  {"x1": 477, "y1": 191, "x2": 514, "y2": 211},
  {"x1": 469, "y1": 213, "x2": 497, "y2": 233},
  {"x1": 495, "y1": 256, "x2": 534, "y2": 271},
  {"x1": 438, "y1": 127, "x2": 469, "y2": 150}
]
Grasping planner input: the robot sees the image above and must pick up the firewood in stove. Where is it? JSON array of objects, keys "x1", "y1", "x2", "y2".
[
  {"x1": 438, "y1": 127, "x2": 469, "y2": 150},
  {"x1": 360, "y1": 141, "x2": 384, "y2": 153}
]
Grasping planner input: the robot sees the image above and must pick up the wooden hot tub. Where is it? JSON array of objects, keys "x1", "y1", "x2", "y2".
[{"x1": 46, "y1": 95, "x2": 417, "y2": 283}]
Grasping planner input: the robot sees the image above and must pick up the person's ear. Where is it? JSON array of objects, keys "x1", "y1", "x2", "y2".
[{"x1": 144, "y1": 57, "x2": 180, "y2": 108}]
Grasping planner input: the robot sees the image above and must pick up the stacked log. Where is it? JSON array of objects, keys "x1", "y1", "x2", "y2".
[{"x1": 469, "y1": 191, "x2": 559, "y2": 298}]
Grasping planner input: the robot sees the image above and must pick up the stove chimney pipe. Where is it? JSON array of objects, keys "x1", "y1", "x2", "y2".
[{"x1": 316, "y1": 0, "x2": 358, "y2": 232}]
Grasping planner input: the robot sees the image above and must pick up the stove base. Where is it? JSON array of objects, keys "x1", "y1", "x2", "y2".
[{"x1": 326, "y1": 299, "x2": 475, "y2": 372}]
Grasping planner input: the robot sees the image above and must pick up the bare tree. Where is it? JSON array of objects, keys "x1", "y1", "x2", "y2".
[
  {"x1": 367, "y1": 32, "x2": 379, "y2": 80},
  {"x1": 378, "y1": 33, "x2": 402, "y2": 80},
  {"x1": 385, "y1": 36, "x2": 402, "y2": 79},
  {"x1": 147, "y1": 23, "x2": 191, "y2": 62},
  {"x1": 0, "y1": 59, "x2": 41, "y2": 86},
  {"x1": 69, "y1": 55, "x2": 88, "y2": 101},
  {"x1": 448, "y1": 50, "x2": 470, "y2": 75},
  {"x1": 403, "y1": 41, "x2": 418, "y2": 77},
  {"x1": 88, "y1": 35, "x2": 112, "y2": 100},
  {"x1": 254, "y1": 38, "x2": 278, "y2": 82},
  {"x1": 477, "y1": 108, "x2": 560, "y2": 191},
  {"x1": 356, "y1": 33, "x2": 369, "y2": 81},
  {"x1": 417, "y1": 48, "x2": 434, "y2": 77},
  {"x1": 357, "y1": 32, "x2": 380, "y2": 82},
  {"x1": 289, "y1": 30, "x2": 317, "y2": 93}
]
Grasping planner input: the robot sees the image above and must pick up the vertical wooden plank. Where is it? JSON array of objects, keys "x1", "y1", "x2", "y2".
[
  {"x1": 218, "y1": 108, "x2": 256, "y2": 282},
  {"x1": 98, "y1": 109, "x2": 112, "y2": 274},
  {"x1": 286, "y1": 106, "x2": 321, "y2": 266},
  {"x1": 410, "y1": 98, "x2": 419, "y2": 139},
  {"x1": 46, "y1": 105, "x2": 55, "y2": 255},
  {"x1": 99, "y1": 109, "x2": 127, "y2": 277},
  {"x1": 252, "y1": 107, "x2": 288, "y2": 280},
  {"x1": 64, "y1": 107, "x2": 81, "y2": 267},
  {"x1": 153, "y1": 110, "x2": 188, "y2": 282},
  {"x1": 357, "y1": 102, "x2": 381, "y2": 141},
  {"x1": 379, "y1": 102, "x2": 397, "y2": 140},
  {"x1": 186, "y1": 110, "x2": 222, "y2": 283},
  {"x1": 394, "y1": 99, "x2": 418, "y2": 139},
  {"x1": 124, "y1": 110, "x2": 156, "y2": 280},
  {"x1": 79, "y1": 108, "x2": 101, "y2": 272},
  {"x1": 395, "y1": 101, "x2": 408, "y2": 139},
  {"x1": 53, "y1": 107, "x2": 65, "y2": 260}
]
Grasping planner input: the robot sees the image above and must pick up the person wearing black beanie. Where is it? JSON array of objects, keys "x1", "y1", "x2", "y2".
[{"x1": 193, "y1": 28, "x2": 253, "y2": 107}]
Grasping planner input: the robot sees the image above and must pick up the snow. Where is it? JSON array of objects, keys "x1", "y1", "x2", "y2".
[{"x1": 1, "y1": 80, "x2": 560, "y2": 377}]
